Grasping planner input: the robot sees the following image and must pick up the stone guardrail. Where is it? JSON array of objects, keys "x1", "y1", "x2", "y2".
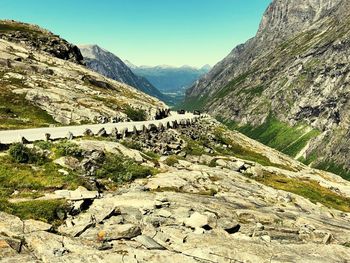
[{"x1": 0, "y1": 112, "x2": 205, "y2": 145}]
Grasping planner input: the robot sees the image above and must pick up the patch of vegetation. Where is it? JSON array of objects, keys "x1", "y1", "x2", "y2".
[
  {"x1": 121, "y1": 140, "x2": 143, "y2": 151},
  {"x1": 0, "y1": 23, "x2": 42, "y2": 34},
  {"x1": 183, "y1": 138, "x2": 207, "y2": 156},
  {"x1": 124, "y1": 106, "x2": 146, "y2": 121},
  {"x1": 208, "y1": 159, "x2": 218, "y2": 167},
  {"x1": 213, "y1": 128, "x2": 292, "y2": 170},
  {"x1": 298, "y1": 150, "x2": 318, "y2": 166},
  {"x1": 54, "y1": 140, "x2": 83, "y2": 159},
  {"x1": 142, "y1": 151, "x2": 160, "y2": 161},
  {"x1": 34, "y1": 140, "x2": 53, "y2": 151},
  {"x1": 214, "y1": 72, "x2": 250, "y2": 99},
  {"x1": 219, "y1": 115, "x2": 320, "y2": 158},
  {"x1": 0, "y1": 155, "x2": 82, "y2": 198},
  {"x1": 197, "y1": 188, "x2": 218, "y2": 196},
  {"x1": 164, "y1": 155, "x2": 179, "y2": 166},
  {"x1": 181, "y1": 95, "x2": 209, "y2": 111},
  {"x1": 0, "y1": 199, "x2": 67, "y2": 223},
  {"x1": 9, "y1": 143, "x2": 47, "y2": 164},
  {"x1": 96, "y1": 154, "x2": 157, "y2": 184},
  {"x1": 241, "y1": 85, "x2": 265, "y2": 97},
  {"x1": 246, "y1": 171, "x2": 350, "y2": 212},
  {"x1": 0, "y1": 89, "x2": 57, "y2": 130},
  {"x1": 316, "y1": 161, "x2": 350, "y2": 181},
  {"x1": 0, "y1": 141, "x2": 87, "y2": 223}
]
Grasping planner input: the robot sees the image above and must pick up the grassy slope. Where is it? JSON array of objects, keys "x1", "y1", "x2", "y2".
[
  {"x1": 187, "y1": 123, "x2": 350, "y2": 213},
  {"x1": 219, "y1": 116, "x2": 320, "y2": 158}
]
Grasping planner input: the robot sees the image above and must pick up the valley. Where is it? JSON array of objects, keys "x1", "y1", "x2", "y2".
[{"x1": 1, "y1": 0, "x2": 350, "y2": 262}]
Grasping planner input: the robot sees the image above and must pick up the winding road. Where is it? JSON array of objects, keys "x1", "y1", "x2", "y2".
[{"x1": 0, "y1": 112, "x2": 200, "y2": 145}]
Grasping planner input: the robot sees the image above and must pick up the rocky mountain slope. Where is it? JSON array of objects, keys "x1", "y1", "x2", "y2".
[
  {"x1": 79, "y1": 45, "x2": 171, "y2": 104},
  {"x1": 127, "y1": 63, "x2": 211, "y2": 104},
  {"x1": 0, "y1": 20, "x2": 84, "y2": 64},
  {"x1": 1, "y1": 117, "x2": 350, "y2": 262},
  {"x1": 185, "y1": 0, "x2": 350, "y2": 178},
  {"x1": 0, "y1": 20, "x2": 166, "y2": 130}
]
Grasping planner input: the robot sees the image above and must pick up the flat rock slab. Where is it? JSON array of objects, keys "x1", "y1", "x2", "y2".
[
  {"x1": 54, "y1": 186, "x2": 99, "y2": 201},
  {"x1": 0, "y1": 212, "x2": 24, "y2": 237},
  {"x1": 134, "y1": 235, "x2": 166, "y2": 250},
  {"x1": 81, "y1": 223, "x2": 141, "y2": 241}
]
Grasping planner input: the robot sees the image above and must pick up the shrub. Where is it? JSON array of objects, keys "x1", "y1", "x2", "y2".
[
  {"x1": 183, "y1": 139, "x2": 206, "y2": 156},
  {"x1": 96, "y1": 154, "x2": 156, "y2": 183},
  {"x1": 9, "y1": 143, "x2": 46, "y2": 164},
  {"x1": 124, "y1": 106, "x2": 147, "y2": 121},
  {"x1": 54, "y1": 140, "x2": 82, "y2": 158},
  {"x1": 165, "y1": 155, "x2": 179, "y2": 166},
  {"x1": 143, "y1": 151, "x2": 160, "y2": 161},
  {"x1": 34, "y1": 141, "x2": 53, "y2": 150},
  {"x1": 121, "y1": 140, "x2": 143, "y2": 151}
]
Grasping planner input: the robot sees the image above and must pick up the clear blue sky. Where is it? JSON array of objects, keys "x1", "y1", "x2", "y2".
[{"x1": 1, "y1": 0, "x2": 271, "y2": 67}]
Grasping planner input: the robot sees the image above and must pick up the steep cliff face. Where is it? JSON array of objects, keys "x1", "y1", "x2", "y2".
[
  {"x1": 79, "y1": 45, "x2": 170, "y2": 104},
  {"x1": 0, "y1": 20, "x2": 84, "y2": 64},
  {"x1": 187, "y1": 0, "x2": 342, "y2": 98},
  {"x1": 185, "y1": 0, "x2": 350, "y2": 176}
]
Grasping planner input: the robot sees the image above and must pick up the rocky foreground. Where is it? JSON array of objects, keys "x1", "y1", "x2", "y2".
[{"x1": 1, "y1": 119, "x2": 350, "y2": 262}]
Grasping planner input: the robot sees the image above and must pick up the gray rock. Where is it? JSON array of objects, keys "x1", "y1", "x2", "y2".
[
  {"x1": 184, "y1": 212, "x2": 209, "y2": 229},
  {"x1": 134, "y1": 235, "x2": 166, "y2": 250}
]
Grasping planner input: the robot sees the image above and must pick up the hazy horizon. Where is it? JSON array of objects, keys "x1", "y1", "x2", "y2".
[{"x1": 1, "y1": 0, "x2": 271, "y2": 67}]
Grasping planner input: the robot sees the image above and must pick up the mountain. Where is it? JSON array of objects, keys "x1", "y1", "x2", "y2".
[
  {"x1": 185, "y1": 0, "x2": 350, "y2": 178},
  {"x1": 0, "y1": 20, "x2": 165, "y2": 129},
  {"x1": 78, "y1": 45, "x2": 170, "y2": 104},
  {"x1": 2, "y1": 19, "x2": 350, "y2": 263},
  {"x1": 0, "y1": 20, "x2": 84, "y2": 65},
  {"x1": 128, "y1": 63, "x2": 211, "y2": 104}
]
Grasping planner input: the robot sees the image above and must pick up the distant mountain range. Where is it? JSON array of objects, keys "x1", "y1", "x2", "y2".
[
  {"x1": 125, "y1": 61, "x2": 211, "y2": 104},
  {"x1": 79, "y1": 45, "x2": 171, "y2": 104}
]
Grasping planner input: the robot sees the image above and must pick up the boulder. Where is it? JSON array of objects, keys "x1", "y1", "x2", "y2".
[
  {"x1": 184, "y1": 212, "x2": 209, "y2": 229},
  {"x1": 0, "y1": 212, "x2": 23, "y2": 237},
  {"x1": 23, "y1": 219, "x2": 52, "y2": 234}
]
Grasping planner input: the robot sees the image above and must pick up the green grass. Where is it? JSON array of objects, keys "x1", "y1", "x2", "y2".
[
  {"x1": 183, "y1": 137, "x2": 208, "y2": 156},
  {"x1": 0, "y1": 199, "x2": 67, "y2": 223},
  {"x1": 298, "y1": 150, "x2": 318, "y2": 166},
  {"x1": 0, "y1": 156, "x2": 83, "y2": 198},
  {"x1": 214, "y1": 72, "x2": 250, "y2": 99},
  {"x1": 213, "y1": 128, "x2": 293, "y2": 170},
  {"x1": 316, "y1": 161, "x2": 350, "y2": 181},
  {"x1": 53, "y1": 140, "x2": 83, "y2": 159},
  {"x1": 0, "y1": 89, "x2": 57, "y2": 130},
  {"x1": 220, "y1": 115, "x2": 320, "y2": 158},
  {"x1": 241, "y1": 85, "x2": 265, "y2": 97},
  {"x1": 121, "y1": 140, "x2": 143, "y2": 151},
  {"x1": 96, "y1": 154, "x2": 157, "y2": 184},
  {"x1": 142, "y1": 151, "x2": 160, "y2": 161},
  {"x1": 9, "y1": 143, "x2": 47, "y2": 164},
  {"x1": 0, "y1": 142, "x2": 86, "y2": 223},
  {"x1": 164, "y1": 155, "x2": 180, "y2": 166},
  {"x1": 124, "y1": 106, "x2": 147, "y2": 121},
  {"x1": 180, "y1": 95, "x2": 209, "y2": 111},
  {"x1": 248, "y1": 172, "x2": 350, "y2": 212}
]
